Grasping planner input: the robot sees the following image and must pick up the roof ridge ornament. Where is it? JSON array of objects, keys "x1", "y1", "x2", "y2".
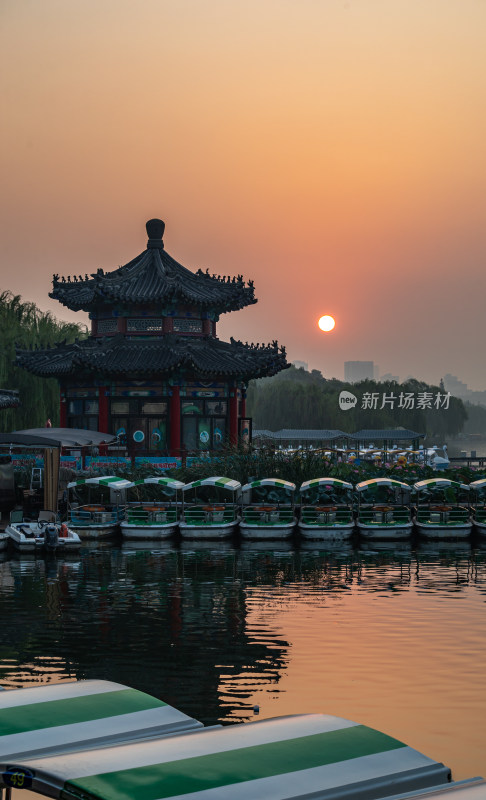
[{"x1": 146, "y1": 218, "x2": 165, "y2": 249}]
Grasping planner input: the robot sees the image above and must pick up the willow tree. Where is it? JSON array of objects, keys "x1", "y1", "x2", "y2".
[{"x1": 0, "y1": 291, "x2": 86, "y2": 432}]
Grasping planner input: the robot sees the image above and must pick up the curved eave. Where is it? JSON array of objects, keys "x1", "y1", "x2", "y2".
[
  {"x1": 50, "y1": 248, "x2": 256, "y2": 314},
  {"x1": 15, "y1": 335, "x2": 289, "y2": 382}
]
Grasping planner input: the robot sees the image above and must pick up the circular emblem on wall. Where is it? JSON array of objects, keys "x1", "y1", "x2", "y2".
[
  {"x1": 199, "y1": 430, "x2": 210, "y2": 444},
  {"x1": 214, "y1": 427, "x2": 222, "y2": 443},
  {"x1": 152, "y1": 428, "x2": 162, "y2": 443},
  {"x1": 133, "y1": 430, "x2": 145, "y2": 443}
]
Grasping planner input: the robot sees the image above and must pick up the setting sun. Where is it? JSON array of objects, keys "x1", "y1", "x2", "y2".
[{"x1": 318, "y1": 315, "x2": 335, "y2": 332}]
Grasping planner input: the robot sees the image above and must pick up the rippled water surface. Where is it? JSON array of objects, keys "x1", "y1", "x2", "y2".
[{"x1": 1, "y1": 540, "x2": 485, "y2": 781}]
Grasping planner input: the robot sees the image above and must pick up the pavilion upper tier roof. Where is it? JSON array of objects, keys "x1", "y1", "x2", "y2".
[
  {"x1": 16, "y1": 335, "x2": 288, "y2": 381},
  {"x1": 50, "y1": 219, "x2": 256, "y2": 314}
]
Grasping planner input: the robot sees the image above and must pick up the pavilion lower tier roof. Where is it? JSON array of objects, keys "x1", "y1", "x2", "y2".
[
  {"x1": 0, "y1": 389, "x2": 20, "y2": 409},
  {"x1": 15, "y1": 334, "x2": 289, "y2": 381}
]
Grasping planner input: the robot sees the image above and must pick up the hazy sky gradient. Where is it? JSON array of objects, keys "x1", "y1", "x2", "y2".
[{"x1": 1, "y1": 0, "x2": 485, "y2": 386}]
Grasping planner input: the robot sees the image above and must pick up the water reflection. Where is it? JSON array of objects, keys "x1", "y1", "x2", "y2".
[{"x1": 0, "y1": 543, "x2": 485, "y2": 774}]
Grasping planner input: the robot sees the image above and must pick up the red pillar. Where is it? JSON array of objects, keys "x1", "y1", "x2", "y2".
[
  {"x1": 229, "y1": 384, "x2": 238, "y2": 445},
  {"x1": 59, "y1": 389, "x2": 67, "y2": 428},
  {"x1": 170, "y1": 386, "x2": 181, "y2": 456},
  {"x1": 240, "y1": 387, "x2": 246, "y2": 421},
  {"x1": 98, "y1": 387, "x2": 109, "y2": 433}
]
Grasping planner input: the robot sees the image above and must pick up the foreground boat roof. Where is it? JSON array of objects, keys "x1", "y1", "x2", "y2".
[
  {"x1": 0, "y1": 712, "x2": 452, "y2": 800},
  {"x1": 0, "y1": 680, "x2": 201, "y2": 761}
]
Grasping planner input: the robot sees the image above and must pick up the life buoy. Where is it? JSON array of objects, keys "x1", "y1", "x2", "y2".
[{"x1": 60, "y1": 523, "x2": 68, "y2": 538}]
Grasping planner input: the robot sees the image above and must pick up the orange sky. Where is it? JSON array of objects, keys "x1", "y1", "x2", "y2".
[{"x1": 1, "y1": 0, "x2": 485, "y2": 385}]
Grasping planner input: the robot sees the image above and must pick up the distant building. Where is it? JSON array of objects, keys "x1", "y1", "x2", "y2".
[
  {"x1": 292, "y1": 360, "x2": 308, "y2": 371},
  {"x1": 443, "y1": 374, "x2": 468, "y2": 398},
  {"x1": 380, "y1": 372, "x2": 400, "y2": 383},
  {"x1": 344, "y1": 361, "x2": 374, "y2": 383}
]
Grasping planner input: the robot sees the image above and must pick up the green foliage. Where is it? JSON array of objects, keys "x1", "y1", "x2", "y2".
[
  {"x1": 80, "y1": 444, "x2": 485, "y2": 493},
  {"x1": 0, "y1": 291, "x2": 86, "y2": 432},
  {"x1": 247, "y1": 367, "x2": 467, "y2": 438}
]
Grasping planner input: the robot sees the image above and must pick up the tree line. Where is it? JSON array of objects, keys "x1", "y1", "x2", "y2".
[
  {"x1": 246, "y1": 366, "x2": 468, "y2": 438},
  {"x1": 0, "y1": 291, "x2": 86, "y2": 432}
]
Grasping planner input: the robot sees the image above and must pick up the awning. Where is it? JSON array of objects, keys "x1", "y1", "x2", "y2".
[
  {"x1": 0, "y1": 712, "x2": 451, "y2": 800},
  {"x1": 355, "y1": 478, "x2": 412, "y2": 492},
  {"x1": 0, "y1": 680, "x2": 201, "y2": 762},
  {"x1": 241, "y1": 478, "x2": 296, "y2": 492},
  {"x1": 183, "y1": 477, "x2": 241, "y2": 492},
  {"x1": 300, "y1": 478, "x2": 353, "y2": 492}
]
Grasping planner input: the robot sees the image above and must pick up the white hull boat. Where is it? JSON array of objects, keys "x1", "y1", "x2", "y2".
[
  {"x1": 298, "y1": 478, "x2": 355, "y2": 541},
  {"x1": 358, "y1": 520, "x2": 413, "y2": 540},
  {"x1": 5, "y1": 521, "x2": 82, "y2": 552},
  {"x1": 179, "y1": 518, "x2": 239, "y2": 540},
  {"x1": 239, "y1": 519, "x2": 296, "y2": 539},
  {"x1": 414, "y1": 520, "x2": 472, "y2": 539},
  {"x1": 0, "y1": 532, "x2": 8, "y2": 551},
  {"x1": 181, "y1": 477, "x2": 241, "y2": 540}
]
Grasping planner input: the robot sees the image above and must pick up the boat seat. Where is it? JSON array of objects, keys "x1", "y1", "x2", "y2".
[
  {"x1": 38, "y1": 509, "x2": 57, "y2": 523},
  {"x1": 19, "y1": 524, "x2": 35, "y2": 538}
]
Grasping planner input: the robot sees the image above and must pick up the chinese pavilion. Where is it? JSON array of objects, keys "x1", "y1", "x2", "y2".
[{"x1": 16, "y1": 219, "x2": 289, "y2": 456}]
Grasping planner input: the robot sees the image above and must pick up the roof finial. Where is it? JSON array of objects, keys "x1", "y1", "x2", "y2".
[{"x1": 146, "y1": 218, "x2": 165, "y2": 249}]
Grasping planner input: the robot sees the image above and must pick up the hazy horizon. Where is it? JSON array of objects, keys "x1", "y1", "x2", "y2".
[{"x1": 1, "y1": 1, "x2": 485, "y2": 388}]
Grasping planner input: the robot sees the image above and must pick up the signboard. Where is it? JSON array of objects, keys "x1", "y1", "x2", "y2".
[
  {"x1": 10, "y1": 454, "x2": 44, "y2": 468},
  {"x1": 85, "y1": 456, "x2": 132, "y2": 469},
  {"x1": 60, "y1": 455, "x2": 82, "y2": 471},
  {"x1": 134, "y1": 457, "x2": 182, "y2": 469}
]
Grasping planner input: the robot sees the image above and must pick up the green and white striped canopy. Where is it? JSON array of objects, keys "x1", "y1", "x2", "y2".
[
  {"x1": 182, "y1": 477, "x2": 241, "y2": 493},
  {"x1": 0, "y1": 680, "x2": 201, "y2": 762},
  {"x1": 300, "y1": 478, "x2": 353, "y2": 493},
  {"x1": 126, "y1": 477, "x2": 185, "y2": 491},
  {"x1": 0, "y1": 713, "x2": 450, "y2": 800},
  {"x1": 414, "y1": 479, "x2": 469, "y2": 492},
  {"x1": 242, "y1": 478, "x2": 296, "y2": 492},
  {"x1": 469, "y1": 479, "x2": 486, "y2": 491},
  {"x1": 67, "y1": 477, "x2": 132, "y2": 490},
  {"x1": 356, "y1": 478, "x2": 411, "y2": 492}
]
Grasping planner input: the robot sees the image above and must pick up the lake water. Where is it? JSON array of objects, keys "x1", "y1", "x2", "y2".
[{"x1": 1, "y1": 539, "x2": 485, "y2": 783}]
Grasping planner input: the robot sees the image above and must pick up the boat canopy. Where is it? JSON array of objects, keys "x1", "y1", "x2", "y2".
[
  {"x1": 182, "y1": 476, "x2": 241, "y2": 492},
  {"x1": 125, "y1": 477, "x2": 185, "y2": 491},
  {"x1": 0, "y1": 712, "x2": 451, "y2": 800},
  {"x1": 355, "y1": 478, "x2": 411, "y2": 492},
  {"x1": 67, "y1": 476, "x2": 132, "y2": 490},
  {"x1": 469, "y1": 479, "x2": 486, "y2": 491},
  {"x1": 300, "y1": 478, "x2": 353, "y2": 492},
  {"x1": 241, "y1": 478, "x2": 296, "y2": 492},
  {"x1": 413, "y1": 479, "x2": 470, "y2": 492},
  {"x1": 0, "y1": 680, "x2": 201, "y2": 762}
]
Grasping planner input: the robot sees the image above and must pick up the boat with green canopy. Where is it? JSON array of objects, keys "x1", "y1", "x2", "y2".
[
  {"x1": 355, "y1": 478, "x2": 413, "y2": 540},
  {"x1": 66, "y1": 476, "x2": 130, "y2": 538},
  {"x1": 240, "y1": 478, "x2": 297, "y2": 538},
  {"x1": 413, "y1": 478, "x2": 472, "y2": 538},
  {"x1": 469, "y1": 478, "x2": 486, "y2": 536},
  {"x1": 179, "y1": 476, "x2": 241, "y2": 539},
  {"x1": 0, "y1": 708, "x2": 455, "y2": 800},
  {"x1": 120, "y1": 477, "x2": 185, "y2": 540},
  {"x1": 298, "y1": 478, "x2": 355, "y2": 540}
]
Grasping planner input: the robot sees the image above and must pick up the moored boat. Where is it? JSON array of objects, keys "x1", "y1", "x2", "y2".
[
  {"x1": 6, "y1": 510, "x2": 81, "y2": 553},
  {"x1": 120, "y1": 477, "x2": 184, "y2": 540},
  {"x1": 240, "y1": 478, "x2": 297, "y2": 539},
  {"x1": 179, "y1": 477, "x2": 241, "y2": 539},
  {"x1": 298, "y1": 478, "x2": 354, "y2": 540},
  {"x1": 356, "y1": 478, "x2": 413, "y2": 540},
  {"x1": 469, "y1": 478, "x2": 486, "y2": 536},
  {"x1": 413, "y1": 478, "x2": 472, "y2": 539},
  {"x1": 66, "y1": 476, "x2": 129, "y2": 538}
]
